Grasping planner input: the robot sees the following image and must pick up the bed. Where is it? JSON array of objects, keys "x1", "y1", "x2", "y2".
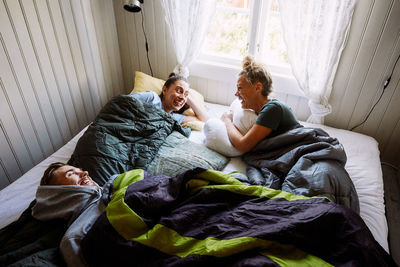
[{"x1": 0, "y1": 99, "x2": 391, "y2": 265}]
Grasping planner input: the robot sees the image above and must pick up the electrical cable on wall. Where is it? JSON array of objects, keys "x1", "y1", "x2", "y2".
[
  {"x1": 140, "y1": 8, "x2": 153, "y2": 76},
  {"x1": 123, "y1": 0, "x2": 153, "y2": 77},
  {"x1": 350, "y1": 53, "x2": 400, "y2": 131}
]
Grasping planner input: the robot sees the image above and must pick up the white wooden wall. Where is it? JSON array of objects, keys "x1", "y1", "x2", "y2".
[
  {"x1": 327, "y1": 0, "x2": 400, "y2": 168},
  {"x1": 0, "y1": 0, "x2": 123, "y2": 189},
  {"x1": 114, "y1": 0, "x2": 400, "y2": 168}
]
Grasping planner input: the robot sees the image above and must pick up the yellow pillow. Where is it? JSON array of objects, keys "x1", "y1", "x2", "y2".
[
  {"x1": 182, "y1": 121, "x2": 205, "y2": 131},
  {"x1": 131, "y1": 71, "x2": 206, "y2": 130},
  {"x1": 132, "y1": 71, "x2": 164, "y2": 94}
]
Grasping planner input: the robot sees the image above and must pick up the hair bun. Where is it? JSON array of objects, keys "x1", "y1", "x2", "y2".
[
  {"x1": 168, "y1": 72, "x2": 177, "y2": 78},
  {"x1": 242, "y1": 55, "x2": 260, "y2": 71}
]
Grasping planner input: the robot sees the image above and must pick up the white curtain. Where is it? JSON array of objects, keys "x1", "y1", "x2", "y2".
[
  {"x1": 278, "y1": 0, "x2": 357, "y2": 123},
  {"x1": 161, "y1": 0, "x2": 216, "y2": 78}
]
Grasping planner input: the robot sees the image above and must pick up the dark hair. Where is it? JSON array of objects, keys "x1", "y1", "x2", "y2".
[
  {"x1": 239, "y1": 55, "x2": 273, "y2": 96},
  {"x1": 40, "y1": 162, "x2": 67, "y2": 185},
  {"x1": 160, "y1": 72, "x2": 190, "y2": 114},
  {"x1": 163, "y1": 72, "x2": 188, "y2": 89}
]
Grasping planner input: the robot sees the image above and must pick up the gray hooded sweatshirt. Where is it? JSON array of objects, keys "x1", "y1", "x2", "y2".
[{"x1": 31, "y1": 175, "x2": 117, "y2": 267}]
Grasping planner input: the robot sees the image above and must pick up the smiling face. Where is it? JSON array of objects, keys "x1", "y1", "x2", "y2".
[
  {"x1": 235, "y1": 75, "x2": 258, "y2": 110},
  {"x1": 161, "y1": 80, "x2": 189, "y2": 113},
  {"x1": 50, "y1": 165, "x2": 98, "y2": 189}
]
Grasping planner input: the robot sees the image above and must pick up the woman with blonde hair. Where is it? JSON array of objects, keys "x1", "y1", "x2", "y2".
[{"x1": 221, "y1": 56, "x2": 300, "y2": 153}]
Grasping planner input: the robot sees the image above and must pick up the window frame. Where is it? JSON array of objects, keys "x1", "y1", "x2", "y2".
[{"x1": 189, "y1": 0, "x2": 304, "y2": 97}]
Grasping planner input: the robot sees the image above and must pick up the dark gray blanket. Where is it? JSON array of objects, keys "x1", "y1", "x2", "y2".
[
  {"x1": 242, "y1": 126, "x2": 360, "y2": 213},
  {"x1": 68, "y1": 94, "x2": 190, "y2": 186}
]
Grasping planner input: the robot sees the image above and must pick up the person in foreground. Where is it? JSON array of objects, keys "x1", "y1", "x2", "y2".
[
  {"x1": 31, "y1": 162, "x2": 115, "y2": 267},
  {"x1": 221, "y1": 55, "x2": 300, "y2": 153},
  {"x1": 131, "y1": 72, "x2": 209, "y2": 124},
  {"x1": 29, "y1": 163, "x2": 397, "y2": 267}
]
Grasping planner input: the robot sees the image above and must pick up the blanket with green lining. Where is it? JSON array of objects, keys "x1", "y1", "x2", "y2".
[{"x1": 81, "y1": 168, "x2": 395, "y2": 266}]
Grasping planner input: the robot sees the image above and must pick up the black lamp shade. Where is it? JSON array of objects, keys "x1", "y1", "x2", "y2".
[{"x1": 124, "y1": 0, "x2": 143, "y2": 13}]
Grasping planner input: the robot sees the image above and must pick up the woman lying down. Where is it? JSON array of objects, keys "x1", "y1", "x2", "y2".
[
  {"x1": 29, "y1": 162, "x2": 395, "y2": 267},
  {"x1": 131, "y1": 72, "x2": 209, "y2": 125}
]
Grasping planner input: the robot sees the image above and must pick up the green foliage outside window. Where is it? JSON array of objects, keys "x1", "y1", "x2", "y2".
[{"x1": 203, "y1": 0, "x2": 288, "y2": 65}]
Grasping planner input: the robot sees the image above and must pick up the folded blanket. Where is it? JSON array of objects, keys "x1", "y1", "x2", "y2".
[
  {"x1": 81, "y1": 168, "x2": 394, "y2": 266},
  {"x1": 243, "y1": 126, "x2": 359, "y2": 213}
]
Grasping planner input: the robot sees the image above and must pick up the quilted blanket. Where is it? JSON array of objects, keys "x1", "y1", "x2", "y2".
[
  {"x1": 68, "y1": 94, "x2": 189, "y2": 185},
  {"x1": 81, "y1": 168, "x2": 394, "y2": 266},
  {"x1": 242, "y1": 126, "x2": 360, "y2": 213}
]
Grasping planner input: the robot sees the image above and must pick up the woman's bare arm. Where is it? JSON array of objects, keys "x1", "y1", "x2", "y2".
[
  {"x1": 182, "y1": 95, "x2": 209, "y2": 123},
  {"x1": 221, "y1": 110, "x2": 272, "y2": 153}
]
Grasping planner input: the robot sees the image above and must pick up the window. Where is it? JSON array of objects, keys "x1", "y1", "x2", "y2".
[
  {"x1": 202, "y1": 0, "x2": 251, "y2": 61},
  {"x1": 201, "y1": 0, "x2": 289, "y2": 70},
  {"x1": 191, "y1": 0, "x2": 302, "y2": 96}
]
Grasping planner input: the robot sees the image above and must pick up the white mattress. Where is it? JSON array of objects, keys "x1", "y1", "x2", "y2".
[{"x1": 0, "y1": 102, "x2": 389, "y2": 253}]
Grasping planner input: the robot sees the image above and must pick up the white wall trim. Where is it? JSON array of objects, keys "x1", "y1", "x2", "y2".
[{"x1": 189, "y1": 59, "x2": 305, "y2": 97}]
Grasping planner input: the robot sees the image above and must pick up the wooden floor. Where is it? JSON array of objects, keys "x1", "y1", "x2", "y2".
[{"x1": 382, "y1": 164, "x2": 400, "y2": 266}]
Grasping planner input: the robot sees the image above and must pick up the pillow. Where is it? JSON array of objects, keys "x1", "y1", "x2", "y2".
[
  {"x1": 131, "y1": 71, "x2": 206, "y2": 129},
  {"x1": 146, "y1": 131, "x2": 229, "y2": 177},
  {"x1": 204, "y1": 118, "x2": 242, "y2": 157},
  {"x1": 181, "y1": 120, "x2": 205, "y2": 131},
  {"x1": 203, "y1": 98, "x2": 257, "y2": 157},
  {"x1": 231, "y1": 98, "x2": 257, "y2": 134},
  {"x1": 132, "y1": 71, "x2": 164, "y2": 94}
]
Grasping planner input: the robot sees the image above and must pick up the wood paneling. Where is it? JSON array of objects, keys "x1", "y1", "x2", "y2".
[
  {"x1": 0, "y1": 0, "x2": 123, "y2": 189},
  {"x1": 0, "y1": 120, "x2": 23, "y2": 183},
  {"x1": 327, "y1": 0, "x2": 400, "y2": 166}
]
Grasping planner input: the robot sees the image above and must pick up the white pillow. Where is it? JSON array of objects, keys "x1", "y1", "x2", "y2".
[
  {"x1": 203, "y1": 99, "x2": 257, "y2": 157},
  {"x1": 204, "y1": 118, "x2": 242, "y2": 157},
  {"x1": 231, "y1": 98, "x2": 257, "y2": 134}
]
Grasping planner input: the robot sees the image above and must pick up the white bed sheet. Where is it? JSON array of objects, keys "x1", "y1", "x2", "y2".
[{"x1": 0, "y1": 102, "x2": 389, "y2": 253}]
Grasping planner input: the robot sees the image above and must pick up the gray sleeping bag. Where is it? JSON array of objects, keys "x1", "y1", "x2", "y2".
[{"x1": 242, "y1": 125, "x2": 360, "y2": 213}]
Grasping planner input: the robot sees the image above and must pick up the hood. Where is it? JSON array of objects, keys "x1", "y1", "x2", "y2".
[{"x1": 31, "y1": 185, "x2": 102, "y2": 226}]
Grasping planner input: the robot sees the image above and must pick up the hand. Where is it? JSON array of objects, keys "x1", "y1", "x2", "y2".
[{"x1": 221, "y1": 110, "x2": 233, "y2": 123}]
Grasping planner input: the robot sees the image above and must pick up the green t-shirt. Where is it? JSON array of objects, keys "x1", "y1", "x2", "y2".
[{"x1": 256, "y1": 99, "x2": 300, "y2": 137}]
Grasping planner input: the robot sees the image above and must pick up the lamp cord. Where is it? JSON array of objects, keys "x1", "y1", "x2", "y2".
[
  {"x1": 350, "y1": 53, "x2": 400, "y2": 131},
  {"x1": 141, "y1": 9, "x2": 153, "y2": 76}
]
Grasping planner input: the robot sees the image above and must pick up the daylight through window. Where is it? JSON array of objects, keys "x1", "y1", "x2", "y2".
[{"x1": 202, "y1": 0, "x2": 289, "y2": 67}]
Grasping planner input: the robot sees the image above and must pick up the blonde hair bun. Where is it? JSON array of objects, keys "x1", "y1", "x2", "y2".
[
  {"x1": 239, "y1": 55, "x2": 273, "y2": 97},
  {"x1": 242, "y1": 55, "x2": 261, "y2": 71}
]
